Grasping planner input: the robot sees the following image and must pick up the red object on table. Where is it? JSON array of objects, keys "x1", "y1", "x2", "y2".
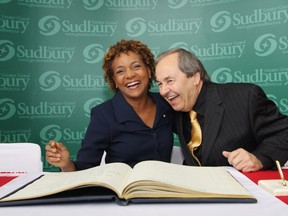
[
  {"x1": 243, "y1": 169, "x2": 288, "y2": 204},
  {"x1": 0, "y1": 176, "x2": 18, "y2": 187}
]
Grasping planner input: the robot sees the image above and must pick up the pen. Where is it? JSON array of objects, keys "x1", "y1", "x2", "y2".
[{"x1": 276, "y1": 160, "x2": 287, "y2": 186}]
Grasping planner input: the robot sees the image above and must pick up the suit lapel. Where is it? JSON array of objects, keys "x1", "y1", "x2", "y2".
[{"x1": 201, "y1": 83, "x2": 224, "y2": 164}]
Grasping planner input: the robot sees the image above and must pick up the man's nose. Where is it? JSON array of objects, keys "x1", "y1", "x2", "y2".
[{"x1": 159, "y1": 83, "x2": 169, "y2": 96}]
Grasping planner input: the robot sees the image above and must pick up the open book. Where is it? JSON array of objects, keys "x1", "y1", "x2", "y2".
[{"x1": 0, "y1": 161, "x2": 256, "y2": 206}]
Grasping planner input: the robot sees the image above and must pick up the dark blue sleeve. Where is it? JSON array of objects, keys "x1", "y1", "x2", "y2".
[{"x1": 74, "y1": 105, "x2": 111, "y2": 170}]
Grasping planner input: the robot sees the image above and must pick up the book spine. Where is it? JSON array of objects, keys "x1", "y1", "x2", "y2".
[{"x1": 114, "y1": 197, "x2": 129, "y2": 206}]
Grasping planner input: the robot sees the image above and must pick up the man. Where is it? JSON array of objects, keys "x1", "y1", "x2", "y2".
[{"x1": 155, "y1": 48, "x2": 288, "y2": 172}]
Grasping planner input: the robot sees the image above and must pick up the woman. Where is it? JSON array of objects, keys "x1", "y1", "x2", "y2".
[{"x1": 45, "y1": 39, "x2": 174, "y2": 171}]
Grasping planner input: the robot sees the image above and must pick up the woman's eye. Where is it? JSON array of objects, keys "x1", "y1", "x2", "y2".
[{"x1": 133, "y1": 64, "x2": 141, "y2": 69}]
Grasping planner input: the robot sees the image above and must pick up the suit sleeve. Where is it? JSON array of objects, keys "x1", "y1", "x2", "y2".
[
  {"x1": 248, "y1": 85, "x2": 288, "y2": 169},
  {"x1": 74, "y1": 107, "x2": 110, "y2": 170}
]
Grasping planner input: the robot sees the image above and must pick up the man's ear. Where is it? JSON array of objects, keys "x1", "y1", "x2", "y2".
[{"x1": 193, "y1": 72, "x2": 201, "y2": 85}]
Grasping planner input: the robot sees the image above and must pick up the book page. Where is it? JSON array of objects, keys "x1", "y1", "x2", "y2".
[
  {"x1": 1, "y1": 163, "x2": 132, "y2": 202},
  {"x1": 123, "y1": 161, "x2": 251, "y2": 197}
]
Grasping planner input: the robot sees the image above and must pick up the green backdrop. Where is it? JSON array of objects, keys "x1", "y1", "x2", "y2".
[{"x1": 1, "y1": 0, "x2": 287, "y2": 171}]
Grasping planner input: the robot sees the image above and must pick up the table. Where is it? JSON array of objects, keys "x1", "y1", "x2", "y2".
[
  {"x1": 0, "y1": 167, "x2": 287, "y2": 216},
  {"x1": 243, "y1": 168, "x2": 288, "y2": 204}
]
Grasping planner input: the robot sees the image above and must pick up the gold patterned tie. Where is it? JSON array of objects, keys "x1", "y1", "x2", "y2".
[{"x1": 187, "y1": 110, "x2": 202, "y2": 166}]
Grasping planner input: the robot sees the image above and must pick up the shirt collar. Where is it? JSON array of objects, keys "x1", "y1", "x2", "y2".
[{"x1": 112, "y1": 91, "x2": 169, "y2": 124}]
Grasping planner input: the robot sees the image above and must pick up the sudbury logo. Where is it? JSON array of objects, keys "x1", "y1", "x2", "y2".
[
  {"x1": 17, "y1": 0, "x2": 73, "y2": 8},
  {"x1": 233, "y1": 69, "x2": 287, "y2": 86},
  {"x1": 169, "y1": 42, "x2": 189, "y2": 50},
  {"x1": 17, "y1": 45, "x2": 75, "y2": 63},
  {"x1": 84, "y1": 98, "x2": 104, "y2": 117},
  {"x1": 39, "y1": 71, "x2": 62, "y2": 92},
  {"x1": 168, "y1": 0, "x2": 238, "y2": 8},
  {"x1": 38, "y1": 15, "x2": 117, "y2": 37},
  {"x1": 126, "y1": 17, "x2": 146, "y2": 37},
  {"x1": 192, "y1": 41, "x2": 246, "y2": 60},
  {"x1": 39, "y1": 71, "x2": 106, "y2": 92},
  {"x1": 254, "y1": 34, "x2": 278, "y2": 57},
  {"x1": 40, "y1": 124, "x2": 87, "y2": 146},
  {"x1": 0, "y1": 129, "x2": 31, "y2": 143},
  {"x1": 211, "y1": 7, "x2": 288, "y2": 32},
  {"x1": 83, "y1": 0, "x2": 105, "y2": 10},
  {"x1": 83, "y1": 43, "x2": 104, "y2": 64},
  {"x1": 0, "y1": 73, "x2": 30, "y2": 91},
  {"x1": 0, "y1": 40, "x2": 75, "y2": 62},
  {"x1": 168, "y1": 0, "x2": 188, "y2": 9},
  {"x1": 0, "y1": 98, "x2": 75, "y2": 120},
  {"x1": 211, "y1": 68, "x2": 233, "y2": 83},
  {"x1": 211, "y1": 67, "x2": 288, "y2": 86},
  {"x1": 0, "y1": 98, "x2": 16, "y2": 120},
  {"x1": 126, "y1": 17, "x2": 202, "y2": 37},
  {"x1": 17, "y1": 101, "x2": 75, "y2": 119},
  {"x1": 210, "y1": 11, "x2": 232, "y2": 32},
  {"x1": 0, "y1": 40, "x2": 15, "y2": 61},
  {"x1": 0, "y1": 15, "x2": 30, "y2": 34},
  {"x1": 40, "y1": 124, "x2": 62, "y2": 145},
  {"x1": 168, "y1": 41, "x2": 245, "y2": 60},
  {"x1": 38, "y1": 15, "x2": 61, "y2": 36},
  {"x1": 84, "y1": 0, "x2": 157, "y2": 10}
]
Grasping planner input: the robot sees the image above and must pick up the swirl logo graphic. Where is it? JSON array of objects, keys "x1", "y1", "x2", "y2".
[
  {"x1": 39, "y1": 71, "x2": 62, "y2": 92},
  {"x1": 254, "y1": 34, "x2": 277, "y2": 57},
  {"x1": 83, "y1": 44, "x2": 104, "y2": 64},
  {"x1": 40, "y1": 124, "x2": 62, "y2": 144},
  {"x1": 38, "y1": 15, "x2": 61, "y2": 36},
  {"x1": 211, "y1": 68, "x2": 233, "y2": 83},
  {"x1": 210, "y1": 11, "x2": 232, "y2": 32},
  {"x1": 0, "y1": 40, "x2": 15, "y2": 61},
  {"x1": 169, "y1": 42, "x2": 189, "y2": 50},
  {"x1": 84, "y1": 98, "x2": 104, "y2": 117},
  {"x1": 0, "y1": 98, "x2": 16, "y2": 120},
  {"x1": 267, "y1": 94, "x2": 278, "y2": 106},
  {"x1": 83, "y1": 0, "x2": 104, "y2": 10},
  {"x1": 126, "y1": 17, "x2": 146, "y2": 37},
  {"x1": 167, "y1": 0, "x2": 188, "y2": 9}
]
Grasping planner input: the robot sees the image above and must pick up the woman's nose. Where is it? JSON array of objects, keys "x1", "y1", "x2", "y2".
[{"x1": 125, "y1": 69, "x2": 136, "y2": 78}]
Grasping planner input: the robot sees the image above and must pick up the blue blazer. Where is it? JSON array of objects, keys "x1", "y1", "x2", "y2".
[
  {"x1": 175, "y1": 82, "x2": 288, "y2": 169},
  {"x1": 74, "y1": 91, "x2": 174, "y2": 170}
]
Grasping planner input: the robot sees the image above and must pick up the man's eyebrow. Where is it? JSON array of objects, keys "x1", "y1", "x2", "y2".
[{"x1": 163, "y1": 75, "x2": 174, "y2": 81}]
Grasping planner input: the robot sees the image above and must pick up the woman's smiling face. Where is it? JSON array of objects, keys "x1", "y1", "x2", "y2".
[{"x1": 112, "y1": 51, "x2": 151, "y2": 101}]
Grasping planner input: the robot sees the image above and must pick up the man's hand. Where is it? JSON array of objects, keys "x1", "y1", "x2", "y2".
[{"x1": 222, "y1": 148, "x2": 263, "y2": 172}]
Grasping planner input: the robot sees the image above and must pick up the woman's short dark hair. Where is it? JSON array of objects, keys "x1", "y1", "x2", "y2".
[{"x1": 102, "y1": 39, "x2": 155, "y2": 92}]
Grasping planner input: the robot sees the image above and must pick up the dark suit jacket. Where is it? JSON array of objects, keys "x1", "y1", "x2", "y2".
[
  {"x1": 74, "y1": 91, "x2": 174, "y2": 170},
  {"x1": 175, "y1": 82, "x2": 288, "y2": 169}
]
